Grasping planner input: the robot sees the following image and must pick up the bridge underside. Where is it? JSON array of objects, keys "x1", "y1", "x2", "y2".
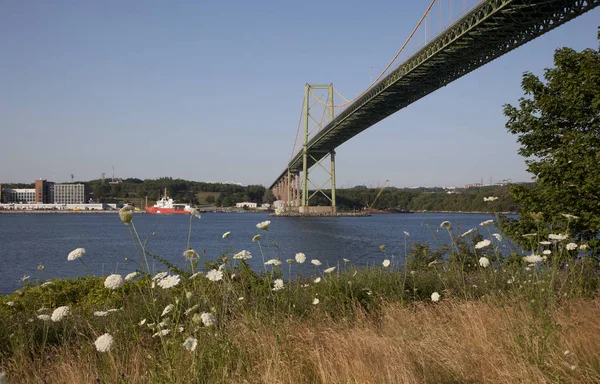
[{"x1": 270, "y1": 0, "x2": 599, "y2": 192}]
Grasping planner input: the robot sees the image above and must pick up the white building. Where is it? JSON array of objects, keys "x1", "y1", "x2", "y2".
[
  {"x1": 53, "y1": 184, "x2": 86, "y2": 204},
  {"x1": 235, "y1": 202, "x2": 257, "y2": 208},
  {"x1": 2, "y1": 188, "x2": 36, "y2": 203}
]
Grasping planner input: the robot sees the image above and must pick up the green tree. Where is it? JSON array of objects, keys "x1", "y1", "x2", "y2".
[
  {"x1": 205, "y1": 195, "x2": 215, "y2": 205},
  {"x1": 500, "y1": 28, "x2": 600, "y2": 252}
]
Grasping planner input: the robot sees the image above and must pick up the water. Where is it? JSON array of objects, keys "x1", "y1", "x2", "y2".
[{"x1": 0, "y1": 212, "x2": 497, "y2": 295}]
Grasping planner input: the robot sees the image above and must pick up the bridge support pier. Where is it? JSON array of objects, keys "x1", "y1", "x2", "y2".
[{"x1": 298, "y1": 83, "x2": 337, "y2": 214}]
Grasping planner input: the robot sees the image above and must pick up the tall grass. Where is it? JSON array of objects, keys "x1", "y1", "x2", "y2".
[{"x1": 0, "y1": 211, "x2": 598, "y2": 383}]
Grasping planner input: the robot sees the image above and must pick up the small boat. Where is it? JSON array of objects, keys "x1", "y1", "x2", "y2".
[{"x1": 145, "y1": 189, "x2": 192, "y2": 214}]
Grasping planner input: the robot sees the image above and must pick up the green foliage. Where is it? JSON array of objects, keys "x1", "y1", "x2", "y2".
[{"x1": 500, "y1": 31, "x2": 600, "y2": 252}]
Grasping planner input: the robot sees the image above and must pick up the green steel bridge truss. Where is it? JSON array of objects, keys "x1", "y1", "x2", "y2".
[{"x1": 270, "y1": 0, "x2": 600, "y2": 207}]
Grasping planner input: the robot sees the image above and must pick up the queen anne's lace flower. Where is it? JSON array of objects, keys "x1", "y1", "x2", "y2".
[
  {"x1": 201, "y1": 312, "x2": 217, "y2": 327},
  {"x1": 493, "y1": 233, "x2": 502, "y2": 241},
  {"x1": 222, "y1": 231, "x2": 231, "y2": 239},
  {"x1": 272, "y1": 279, "x2": 284, "y2": 291},
  {"x1": 324, "y1": 266, "x2": 336, "y2": 274},
  {"x1": 205, "y1": 269, "x2": 223, "y2": 282},
  {"x1": 95, "y1": 333, "x2": 114, "y2": 352},
  {"x1": 461, "y1": 228, "x2": 475, "y2": 237},
  {"x1": 234, "y1": 250, "x2": 252, "y2": 260},
  {"x1": 549, "y1": 233, "x2": 568, "y2": 241},
  {"x1": 37, "y1": 314, "x2": 51, "y2": 321},
  {"x1": 314, "y1": 277, "x2": 321, "y2": 283},
  {"x1": 252, "y1": 234, "x2": 261, "y2": 242},
  {"x1": 51, "y1": 306, "x2": 70, "y2": 322},
  {"x1": 523, "y1": 254, "x2": 544, "y2": 264},
  {"x1": 152, "y1": 329, "x2": 170, "y2": 337},
  {"x1": 94, "y1": 311, "x2": 108, "y2": 317},
  {"x1": 480, "y1": 219, "x2": 494, "y2": 227},
  {"x1": 183, "y1": 337, "x2": 198, "y2": 352},
  {"x1": 265, "y1": 259, "x2": 282, "y2": 266},
  {"x1": 183, "y1": 249, "x2": 199, "y2": 260},
  {"x1": 479, "y1": 257, "x2": 490, "y2": 268},
  {"x1": 161, "y1": 304, "x2": 174, "y2": 317},
  {"x1": 431, "y1": 292, "x2": 440, "y2": 302},
  {"x1": 311, "y1": 259, "x2": 322, "y2": 266},
  {"x1": 124, "y1": 272, "x2": 139, "y2": 281},
  {"x1": 295, "y1": 253, "x2": 306, "y2": 263},
  {"x1": 67, "y1": 248, "x2": 86, "y2": 261},
  {"x1": 475, "y1": 239, "x2": 491, "y2": 249},
  {"x1": 256, "y1": 220, "x2": 271, "y2": 230},
  {"x1": 382, "y1": 259, "x2": 391, "y2": 268},
  {"x1": 119, "y1": 206, "x2": 133, "y2": 224},
  {"x1": 440, "y1": 221, "x2": 452, "y2": 230},
  {"x1": 566, "y1": 242, "x2": 578, "y2": 251},
  {"x1": 313, "y1": 298, "x2": 320, "y2": 305},
  {"x1": 104, "y1": 274, "x2": 124, "y2": 290},
  {"x1": 158, "y1": 275, "x2": 180, "y2": 289}
]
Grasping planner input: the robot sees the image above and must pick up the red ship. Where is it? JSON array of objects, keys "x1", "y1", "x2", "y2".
[{"x1": 145, "y1": 189, "x2": 193, "y2": 214}]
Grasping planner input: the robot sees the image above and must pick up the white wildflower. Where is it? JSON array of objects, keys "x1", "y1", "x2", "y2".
[
  {"x1": 579, "y1": 244, "x2": 589, "y2": 251},
  {"x1": 37, "y1": 264, "x2": 45, "y2": 270},
  {"x1": 185, "y1": 291, "x2": 193, "y2": 300},
  {"x1": 312, "y1": 298, "x2": 320, "y2": 305},
  {"x1": 189, "y1": 272, "x2": 202, "y2": 280},
  {"x1": 153, "y1": 272, "x2": 168, "y2": 281},
  {"x1": 20, "y1": 275, "x2": 30, "y2": 282},
  {"x1": 461, "y1": 228, "x2": 475, "y2": 237},
  {"x1": 382, "y1": 259, "x2": 391, "y2": 267},
  {"x1": 183, "y1": 249, "x2": 199, "y2": 260},
  {"x1": 51, "y1": 306, "x2": 70, "y2": 322},
  {"x1": 104, "y1": 274, "x2": 124, "y2": 290},
  {"x1": 540, "y1": 241, "x2": 552, "y2": 245},
  {"x1": 403, "y1": 231, "x2": 410, "y2": 236},
  {"x1": 184, "y1": 304, "x2": 199, "y2": 316},
  {"x1": 40, "y1": 281, "x2": 54, "y2": 287},
  {"x1": 523, "y1": 254, "x2": 544, "y2": 264},
  {"x1": 264, "y1": 259, "x2": 282, "y2": 266},
  {"x1": 93, "y1": 311, "x2": 108, "y2": 317},
  {"x1": 295, "y1": 253, "x2": 306, "y2": 263},
  {"x1": 37, "y1": 314, "x2": 51, "y2": 321},
  {"x1": 561, "y1": 214, "x2": 579, "y2": 220},
  {"x1": 67, "y1": 248, "x2": 86, "y2": 261},
  {"x1": 256, "y1": 220, "x2": 271, "y2": 230},
  {"x1": 252, "y1": 234, "x2": 261, "y2": 242},
  {"x1": 157, "y1": 275, "x2": 180, "y2": 289},
  {"x1": 311, "y1": 259, "x2": 322, "y2": 266},
  {"x1": 222, "y1": 231, "x2": 231, "y2": 239},
  {"x1": 492, "y1": 233, "x2": 502, "y2": 241},
  {"x1": 183, "y1": 337, "x2": 198, "y2": 352},
  {"x1": 233, "y1": 250, "x2": 252, "y2": 260},
  {"x1": 124, "y1": 271, "x2": 139, "y2": 281},
  {"x1": 483, "y1": 196, "x2": 498, "y2": 202},
  {"x1": 272, "y1": 279, "x2": 284, "y2": 291},
  {"x1": 522, "y1": 233, "x2": 537, "y2": 239},
  {"x1": 479, "y1": 219, "x2": 494, "y2": 227},
  {"x1": 566, "y1": 243, "x2": 578, "y2": 251},
  {"x1": 187, "y1": 207, "x2": 201, "y2": 219},
  {"x1": 205, "y1": 269, "x2": 223, "y2": 282},
  {"x1": 152, "y1": 329, "x2": 170, "y2": 337},
  {"x1": 549, "y1": 233, "x2": 568, "y2": 241},
  {"x1": 475, "y1": 239, "x2": 491, "y2": 249},
  {"x1": 324, "y1": 266, "x2": 336, "y2": 274},
  {"x1": 118, "y1": 206, "x2": 133, "y2": 224},
  {"x1": 161, "y1": 304, "x2": 174, "y2": 317},
  {"x1": 94, "y1": 333, "x2": 114, "y2": 353},
  {"x1": 6, "y1": 302, "x2": 14, "y2": 307},
  {"x1": 314, "y1": 277, "x2": 321, "y2": 283},
  {"x1": 343, "y1": 258, "x2": 350, "y2": 263},
  {"x1": 201, "y1": 312, "x2": 217, "y2": 327},
  {"x1": 139, "y1": 318, "x2": 147, "y2": 326},
  {"x1": 431, "y1": 292, "x2": 440, "y2": 302},
  {"x1": 543, "y1": 250, "x2": 552, "y2": 255},
  {"x1": 440, "y1": 221, "x2": 452, "y2": 229},
  {"x1": 478, "y1": 257, "x2": 490, "y2": 268}
]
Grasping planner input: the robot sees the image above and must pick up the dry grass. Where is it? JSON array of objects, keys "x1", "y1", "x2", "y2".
[{"x1": 6, "y1": 298, "x2": 600, "y2": 383}]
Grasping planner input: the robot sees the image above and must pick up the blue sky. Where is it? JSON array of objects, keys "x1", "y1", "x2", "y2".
[{"x1": 1, "y1": 1, "x2": 598, "y2": 188}]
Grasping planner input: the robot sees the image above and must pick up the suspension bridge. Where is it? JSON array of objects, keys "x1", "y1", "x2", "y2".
[{"x1": 269, "y1": 0, "x2": 599, "y2": 214}]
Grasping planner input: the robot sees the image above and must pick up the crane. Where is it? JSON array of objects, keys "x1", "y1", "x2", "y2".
[{"x1": 365, "y1": 180, "x2": 389, "y2": 212}]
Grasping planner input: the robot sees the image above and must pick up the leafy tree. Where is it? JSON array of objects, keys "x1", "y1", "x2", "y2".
[
  {"x1": 205, "y1": 195, "x2": 215, "y2": 205},
  {"x1": 500, "y1": 28, "x2": 600, "y2": 252}
]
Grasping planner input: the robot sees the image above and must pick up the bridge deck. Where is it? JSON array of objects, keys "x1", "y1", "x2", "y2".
[{"x1": 270, "y1": 0, "x2": 599, "y2": 190}]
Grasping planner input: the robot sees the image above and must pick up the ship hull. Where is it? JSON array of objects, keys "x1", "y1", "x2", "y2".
[{"x1": 145, "y1": 206, "x2": 189, "y2": 214}]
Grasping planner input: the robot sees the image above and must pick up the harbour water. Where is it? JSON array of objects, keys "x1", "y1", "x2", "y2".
[{"x1": 0, "y1": 212, "x2": 501, "y2": 295}]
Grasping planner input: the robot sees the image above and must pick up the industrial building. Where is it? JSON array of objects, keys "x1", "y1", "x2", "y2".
[{"x1": 1, "y1": 180, "x2": 88, "y2": 205}]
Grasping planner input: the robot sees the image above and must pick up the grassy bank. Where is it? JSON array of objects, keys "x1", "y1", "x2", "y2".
[{"x1": 1, "y1": 211, "x2": 599, "y2": 383}]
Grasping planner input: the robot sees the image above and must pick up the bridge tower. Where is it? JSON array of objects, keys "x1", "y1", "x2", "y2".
[{"x1": 297, "y1": 83, "x2": 336, "y2": 214}]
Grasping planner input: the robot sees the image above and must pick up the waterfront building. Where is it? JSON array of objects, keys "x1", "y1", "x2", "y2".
[
  {"x1": 53, "y1": 183, "x2": 86, "y2": 204},
  {"x1": 236, "y1": 202, "x2": 258, "y2": 208},
  {"x1": 1, "y1": 188, "x2": 36, "y2": 203}
]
